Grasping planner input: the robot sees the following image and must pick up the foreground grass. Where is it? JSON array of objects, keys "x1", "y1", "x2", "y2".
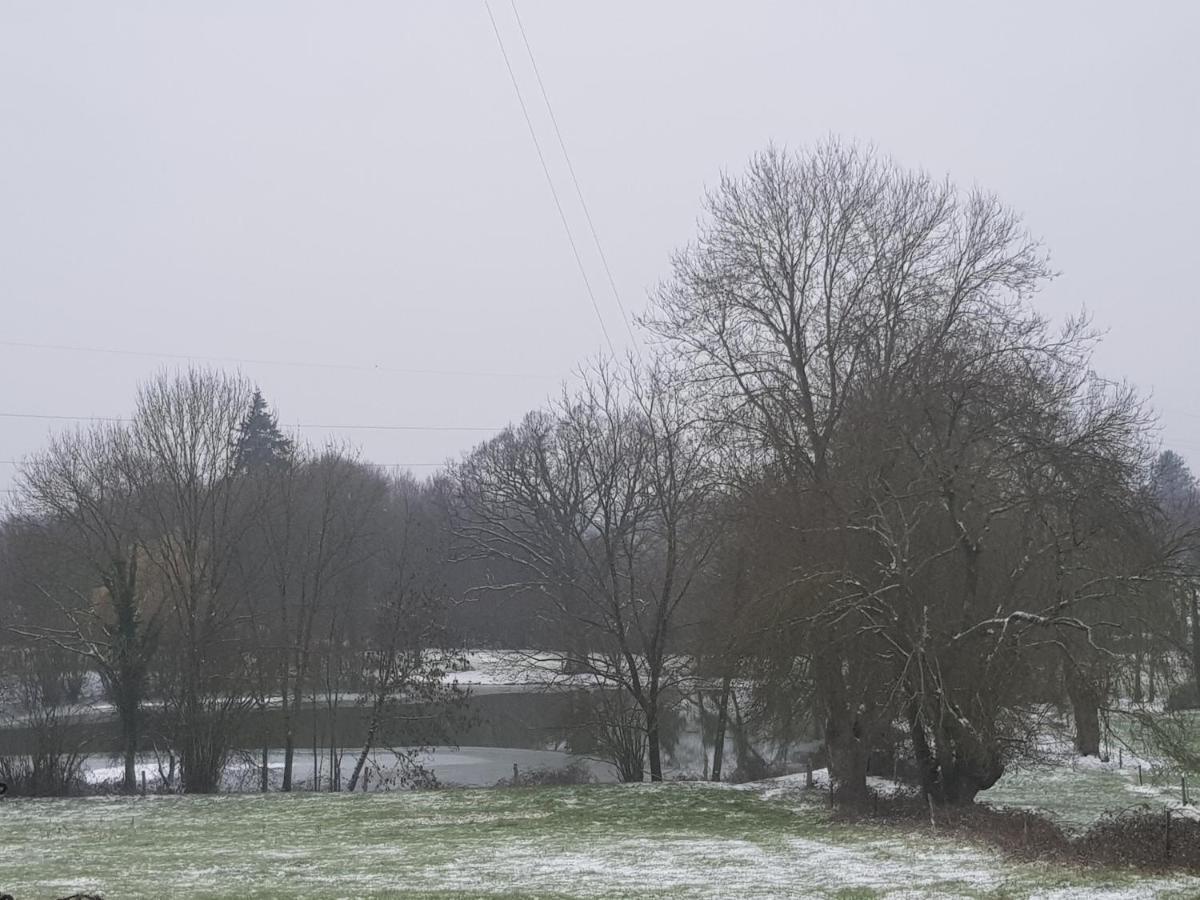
[{"x1": 1, "y1": 783, "x2": 1196, "y2": 899}]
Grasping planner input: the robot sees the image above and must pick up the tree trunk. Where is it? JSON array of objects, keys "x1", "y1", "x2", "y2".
[
  {"x1": 825, "y1": 710, "x2": 868, "y2": 802},
  {"x1": 347, "y1": 699, "x2": 385, "y2": 793},
  {"x1": 282, "y1": 730, "x2": 294, "y2": 792},
  {"x1": 815, "y1": 647, "x2": 867, "y2": 802},
  {"x1": 711, "y1": 677, "x2": 731, "y2": 782},
  {"x1": 280, "y1": 677, "x2": 295, "y2": 791},
  {"x1": 311, "y1": 688, "x2": 320, "y2": 791},
  {"x1": 646, "y1": 705, "x2": 663, "y2": 782},
  {"x1": 1065, "y1": 663, "x2": 1101, "y2": 757},
  {"x1": 119, "y1": 701, "x2": 139, "y2": 794},
  {"x1": 1191, "y1": 589, "x2": 1200, "y2": 692},
  {"x1": 1132, "y1": 649, "x2": 1144, "y2": 704}
]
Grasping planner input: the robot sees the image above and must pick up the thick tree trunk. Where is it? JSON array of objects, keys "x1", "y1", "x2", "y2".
[
  {"x1": 1065, "y1": 664, "x2": 1101, "y2": 757},
  {"x1": 825, "y1": 710, "x2": 868, "y2": 802},
  {"x1": 710, "y1": 677, "x2": 731, "y2": 782},
  {"x1": 815, "y1": 647, "x2": 867, "y2": 802},
  {"x1": 119, "y1": 701, "x2": 139, "y2": 793},
  {"x1": 282, "y1": 730, "x2": 295, "y2": 792},
  {"x1": 646, "y1": 706, "x2": 663, "y2": 783}
]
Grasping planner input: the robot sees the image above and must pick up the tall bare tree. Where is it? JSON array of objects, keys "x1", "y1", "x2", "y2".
[
  {"x1": 130, "y1": 367, "x2": 258, "y2": 793},
  {"x1": 646, "y1": 139, "x2": 1157, "y2": 801},
  {"x1": 11, "y1": 424, "x2": 162, "y2": 793},
  {"x1": 245, "y1": 448, "x2": 387, "y2": 790},
  {"x1": 457, "y1": 360, "x2": 717, "y2": 781}
]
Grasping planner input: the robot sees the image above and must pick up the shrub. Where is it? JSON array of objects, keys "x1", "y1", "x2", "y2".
[
  {"x1": 499, "y1": 761, "x2": 594, "y2": 787},
  {"x1": 1077, "y1": 807, "x2": 1200, "y2": 869}
]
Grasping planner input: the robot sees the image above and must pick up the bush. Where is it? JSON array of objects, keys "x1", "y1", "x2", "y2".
[
  {"x1": 1165, "y1": 681, "x2": 1200, "y2": 712},
  {"x1": 839, "y1": 795, "x2": 1200, "y2": 873},
  {"x1": 498, "y1": 761, "x2": 594, "y2": 787},
  {"x1": 1077, "y1": 807, "x2": 1200, "y2": 869}
]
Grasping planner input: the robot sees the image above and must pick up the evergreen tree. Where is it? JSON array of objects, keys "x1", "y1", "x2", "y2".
[{"x1": 234, "y1": 389, "x2": 294, "y2": 472}]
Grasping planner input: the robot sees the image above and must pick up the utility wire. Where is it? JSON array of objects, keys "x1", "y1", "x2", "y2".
[
  {"x1": 0, "y1": 412, "x2": 500, "y2": 432},
  {"x1": 508, "y1": 0, "x2": 639, "y2": 350},
  {"x1": 0, "y1": 339, "x2": 550, "y2": 381},
  {"x1": 1, "y1": 458, "x2": 445, "y2": 468},
  {"x1": 483, "y1": 0, "x2": 616, "y2": 356}
]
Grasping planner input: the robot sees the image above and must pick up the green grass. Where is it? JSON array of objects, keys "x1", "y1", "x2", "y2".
[
  {"x1": 1, "y1": 783, "x2": 1197, "y2": 899},
  {"x1": 980, "y1": 711, "x2": 1200, "y2": 830}
]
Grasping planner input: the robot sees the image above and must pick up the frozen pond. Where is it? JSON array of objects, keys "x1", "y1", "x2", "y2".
[{"x1": 82, "y1": 745, "x2": 617, "y2": 791}]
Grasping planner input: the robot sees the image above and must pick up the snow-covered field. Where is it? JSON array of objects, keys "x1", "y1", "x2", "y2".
[{"x1": 2, "y1": 779, "x2": 1196, "y2": 899}]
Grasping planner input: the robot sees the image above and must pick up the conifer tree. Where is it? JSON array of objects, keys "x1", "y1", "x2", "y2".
[{"x1": 234, "y1": 388, "x2": 294, "y2": 472}]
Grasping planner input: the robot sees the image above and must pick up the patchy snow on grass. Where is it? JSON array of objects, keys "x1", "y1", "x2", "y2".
[{"x1": 2, "y1": 783, "x2": 1194, "y2": 898}]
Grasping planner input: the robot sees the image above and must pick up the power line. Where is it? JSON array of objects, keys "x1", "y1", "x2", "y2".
[
  {"x1": 482, "y1": 0, "x2": 616, "y2": 357},
  {"x1": 0, "y1": 412, "x2": 128, "y2": 423},
  {"x1": 0, "y1": 339, "x2": 552, "y2": 381},
  {"x1": 1, "y1": 460, "x2": 446, "y2": 468},
  {"x1": 292, "y1": 422, "x2": 496, "y2": 432},
  {"x1": 508, "y1": 0, "x2": 639, "y2": 350},
  {"x1": 0, "y1": 412, "x2": 500, "y2": 432}
]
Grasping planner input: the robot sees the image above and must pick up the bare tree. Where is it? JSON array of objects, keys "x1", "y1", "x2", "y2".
[
  {"x1": 130, "y1": 367, "x2": 258, "y2": 793},
  {"x1": 456, "y1": 360, "x2": 718, "y2": 781},
  {"x1": 245, "y1": 447, "x2": 387, "y2": 791},
  {"x1": 645, "y1": 139, "x2": 1159, "y2": 802},
  {"x1": 346, "y1": 478, "x2": 466, "y2": 792},
  {"x1": 11, "y1": 424, "x2": 162, "y2": 793}
]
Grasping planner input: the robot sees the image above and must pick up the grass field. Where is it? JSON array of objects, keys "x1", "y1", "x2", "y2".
[{"x1": 2, "y1": 781, "x2": 1197, "y2": 899}]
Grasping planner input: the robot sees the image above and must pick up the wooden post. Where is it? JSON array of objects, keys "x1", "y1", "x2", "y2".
[
  {"x1": 1118, "y1": 748, "x2": 1123, "y2": 768},
  {"x1": 1182, "y1": 775, "x2": 1189, "y2": 806},
  {"x1": 806, "y1": 756, "x2": 814, "y2": 789},
  {"x1": 1138, "y1": 764, "x2": 1143, "y2": 785},
  {"x1": 140, "y1": 770, "x2": 146, "y2": 796}
]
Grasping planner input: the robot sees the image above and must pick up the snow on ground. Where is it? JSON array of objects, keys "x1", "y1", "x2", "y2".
[{"x1": 1, "y1": 782, "x2": 1194, "y2": 899}]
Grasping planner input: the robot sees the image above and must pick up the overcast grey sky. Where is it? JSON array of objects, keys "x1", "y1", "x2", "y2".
[{"x1": 2, "y1": 1, "x2": 1198, "y2": 493}]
